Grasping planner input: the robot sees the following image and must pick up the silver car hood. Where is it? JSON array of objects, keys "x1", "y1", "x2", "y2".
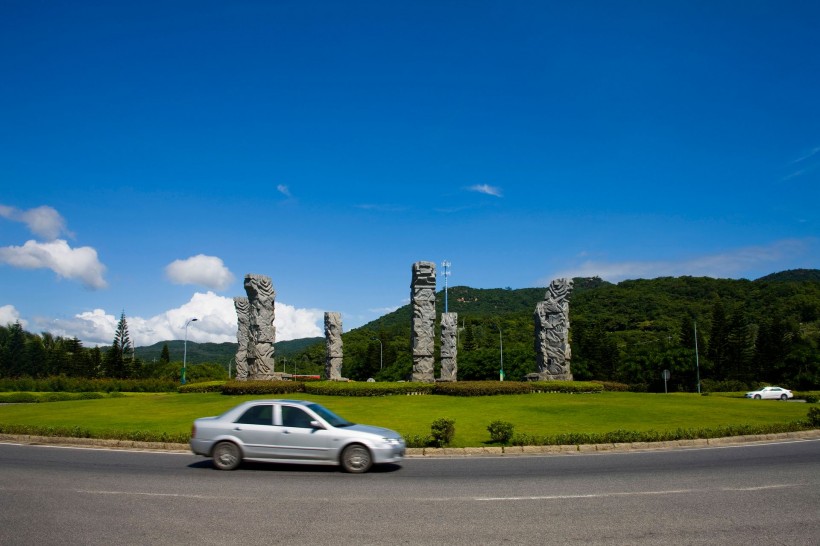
[{"x1": 343, "y1": 423, "x2": 401, "y2": 439}]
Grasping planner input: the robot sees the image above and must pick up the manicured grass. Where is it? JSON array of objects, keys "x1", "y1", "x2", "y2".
[{"x1": 0, "y1": 392, "x2": 812, "y2": 447}]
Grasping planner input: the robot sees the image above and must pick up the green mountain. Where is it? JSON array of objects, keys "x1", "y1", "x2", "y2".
[{"x1": 134, "y1": 338, "x2": 323, "y2": 366}]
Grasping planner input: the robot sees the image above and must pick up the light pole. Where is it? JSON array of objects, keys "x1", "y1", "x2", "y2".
[
  {"x1": 694, "y1": 321, "x2": 701, "y2": 394},
  {"x1": 182, "y1": 317, "x2": 198, "y2": 385},
  {"x1": 441, "y1": 260, "x2": 451, "y2": 313},
  {"x1": 370, "y1": 337, "x2": 383, "y2": 370},
  {"x1": 494, "y1": 323, "x2": 504, "y2": 381}
]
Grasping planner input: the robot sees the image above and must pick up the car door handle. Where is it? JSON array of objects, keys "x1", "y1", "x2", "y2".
[{"x1": 282, "y1": 429, "x2": 291, "y2": 434}]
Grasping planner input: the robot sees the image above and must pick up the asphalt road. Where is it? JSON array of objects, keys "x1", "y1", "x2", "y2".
[{"x1": 1, "y1": 440, "x2": 818, "y2": 545}]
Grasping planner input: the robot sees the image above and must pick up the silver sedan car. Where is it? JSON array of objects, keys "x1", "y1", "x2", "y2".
[{"x1": 190, "y1": 399, "x2": 405, "y2": 473}]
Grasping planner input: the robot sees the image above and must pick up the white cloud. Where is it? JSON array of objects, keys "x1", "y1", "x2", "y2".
[
  {"x1": 543, "y1": 239, "x2": 812, "y2": 284},
  {"x1": 0, "y1": 239, "x2": 107, "y2": 289},
  {"x1": 0, "y1": 304, "x2": 27, "y2": 328},
  {"x1": 467, "y1": 184, "x2": 503, "y2": 197},
  {"x1": 0, "y1": 204, "x2": 70, "y2": 240},
  {"x1": 37, "y1": 292, "x2": 323, "y2": 347},
  {"x1": 277, "y1": 184, "x2": 292, "y2": 197},
  {"x1": 165, "y1": 254, "x2": 234, "y2": 291}
]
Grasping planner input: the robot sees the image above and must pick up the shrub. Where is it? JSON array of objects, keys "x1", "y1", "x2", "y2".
[
  {"x1": 402, "y1": 434, "x2": 431, "y2": 448},
  {"x1": 591, "y1": 381, "x2": 630, "y2": 392},
  {"x1": 179, "y1": 381, "x2": 224, "y2": 393},
  {"x1": 487, "y1": 420, "x2": 515, "y2": 444},
  {"x1": 305, "y1": 381, "x2": 434, "y2": 397},
  {"x1": 221, "y1": 380, "x2": 304, "y2": 395},
  {"x1": 434, "y1": 381, "x2": 531, "y2": 396},
  {"x1": 430, "y1": 418, "x2": 455, "y2": 447},
  {"x1": 807, "y1": 406, "x2": 820, "y2": 427}
]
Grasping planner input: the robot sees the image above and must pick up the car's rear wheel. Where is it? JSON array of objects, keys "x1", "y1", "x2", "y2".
[
  {"x1": 341, "y1": 444, "x2": 372, "y2": 473},
  {"x1": 212, "y1": 441, "x2": 241, "y2": 470},
  {"x1": 754, "y1": 394, "x2": 761, "y2": 399},
  {"x1": 781, "y1": 394, "x2": 788, "y2": 400}
]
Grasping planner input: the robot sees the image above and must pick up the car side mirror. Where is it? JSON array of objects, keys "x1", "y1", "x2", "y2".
[{"x1": 310, "y1": 420, "x2": 326, "y2": 430}]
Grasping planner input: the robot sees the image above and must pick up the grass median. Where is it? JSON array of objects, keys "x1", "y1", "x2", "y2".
[{"x1": 0, "y1": 391, "x2": 812, "y2": 447}]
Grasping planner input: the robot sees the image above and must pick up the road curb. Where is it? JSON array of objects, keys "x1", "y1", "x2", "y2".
[{"x1": 2, "y1": 429, "x2": 818, "y2": 456}]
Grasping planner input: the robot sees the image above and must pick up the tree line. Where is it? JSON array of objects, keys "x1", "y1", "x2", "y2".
[
  {"x1": 2, "y1": 272, "x2": 819, "y2": 390},
  {"x1": 0, "y1": 313, "x2": 226, "y2": 383}
]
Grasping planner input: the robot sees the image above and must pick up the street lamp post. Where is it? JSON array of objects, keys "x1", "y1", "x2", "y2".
[
  {"x1": 182, "y1": 317, "x2": 198, "y2": 385},
  {"x1": 694, "y1": 321, "x2": 701, "y2": 394},
  {"x1": 370, "y1": 337, "x2": 383, "y2": 370},
  {"x1": 494, "y1": 323, "x2": 504, "y2": 381},
  {"x1": 441, "y1": 260, "x2": 451, "y2": 313}
]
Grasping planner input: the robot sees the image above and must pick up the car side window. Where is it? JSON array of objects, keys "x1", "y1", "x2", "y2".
[
  {"x1": 282, "y1": 406, "x2": 314, "y2": 428},
  {"x1": 236, "y1": 404, "x2": 273, "y2": 425}
]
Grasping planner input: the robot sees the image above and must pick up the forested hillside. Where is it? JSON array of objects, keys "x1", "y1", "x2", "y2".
[
  {"x1": 1, "y1": 271, "x2": 818, "y2": 390},
  {"x1": 307, "y1": 272, "x2": 820, "y2": 391}
]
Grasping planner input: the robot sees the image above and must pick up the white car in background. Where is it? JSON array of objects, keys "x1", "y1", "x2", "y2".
[{"x1": 745, "y1": 386, "x2": 793, "y2": 400}]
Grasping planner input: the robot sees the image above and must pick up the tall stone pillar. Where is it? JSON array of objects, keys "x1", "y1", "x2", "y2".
[
  {"x1": 533, "y1": 278, "x2": 573, "y2": 381},
  {"x1": 244, "y1": 274, "x2": 276, "y2": 380},
  {"x1": 233, "y1": 297, "x2": 250, "y2": 381},
  {"x1": 324, "y1": 312, "x2": 343, "y2": 381},
  {"x1": 440, "y1": 312, "x2": 458, "y2": 381},
  {"x1": 411, "y1": 261, "x2": 436, "y2": 383}
]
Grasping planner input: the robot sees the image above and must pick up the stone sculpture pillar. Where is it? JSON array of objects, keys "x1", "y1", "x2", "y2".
[
  {"x1": 244, "y1": 274, "x2": 276, "y2": 380},
  {"x1": 324, "y1": 312, "x2": 343, "y2": 381},
  {"x1": 440, "y1": 312, "x2": 458, "y2": 381},
  {"x1": 411, "y1": 261, "x2": 436, "y2": 383},
  {"x1": 533, "y1": 278, "x2": 573, "y2": 381},
  {"x1": 233, "y1": 297, "x2": 250, "y2": 381}
]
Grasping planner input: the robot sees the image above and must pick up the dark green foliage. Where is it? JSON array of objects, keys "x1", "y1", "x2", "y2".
[
  {"x1": 487, "y1": 420, "x2": 515, "y2": 444},
  {"x1": 159, "y1": 344, "x2": 170, "y2": 364},
  {"x1": 430, "y1": 418, "x2": 455, "y2": 447}
]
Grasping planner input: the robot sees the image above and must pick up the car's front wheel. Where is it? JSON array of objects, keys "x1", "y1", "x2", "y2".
[
  {"x1": 754, "y1": 394, "x2": 761, "y2": 399},
  {"x1": 781, "y1": 394, "x2": 788, "y2": 400},
  {"x1": 212, "y1": 441, "x2": 241, "y2": 470},
  {"x1": 341, "y1": 444, "x2": 372, "y2": 473}
]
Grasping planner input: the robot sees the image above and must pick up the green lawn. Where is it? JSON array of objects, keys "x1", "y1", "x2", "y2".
[{"x1": 0, "y1": 392, "x2": 812, "y2": 447}]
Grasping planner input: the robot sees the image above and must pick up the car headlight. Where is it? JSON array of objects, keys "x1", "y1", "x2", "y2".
[{"x1": 382, "y1": 437, "x2": 401, "y2": 445}]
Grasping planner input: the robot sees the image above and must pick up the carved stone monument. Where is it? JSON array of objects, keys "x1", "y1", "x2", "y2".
[
  {"x1": 324, "y1": 312, "x2": 343, "y2": 381},
  {"x1": 532, "y1": 278, "x2": 573, "y2": 381},
  {"x1": 233, "y1": 297, "x2": 250, "y2": 381},
  {"x1": 244, "y1": 274, "x2": 276, "y2": 380},
  {"x1": 411, "y1": 261, "x2": 436, "y2": 382},
  {"x1": 439, "y1": 312, "x2": 458, "y2": 381}
]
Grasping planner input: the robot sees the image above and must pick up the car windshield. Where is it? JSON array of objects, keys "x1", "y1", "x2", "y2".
[{"x1": 307, "y1": 403, "x2": 355, "y2": 427}]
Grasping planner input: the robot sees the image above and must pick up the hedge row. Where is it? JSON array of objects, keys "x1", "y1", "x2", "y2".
[
  {"x1": 510, "y1": 421, "x2": 812, "y2": 446},
  {"x1": 0, "y1": 391, "x2": 118, "y2": 403},
  {"x1": 0, "y1": 377, "x2": 179, "y2": 393},
  {"x1": 217, "y1": 380, "x2": 603, "y2": 397},
  {"x1": 178, "y1": 381, "x2": 225, "y2": 394},
  {"x1": 0, "y1": 423, "x2": 189, "y2": 444}
]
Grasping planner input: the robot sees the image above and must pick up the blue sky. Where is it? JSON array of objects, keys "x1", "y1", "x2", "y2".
[{"x1": 1, "y1": 1, "x2": 818, "y2": 347}]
